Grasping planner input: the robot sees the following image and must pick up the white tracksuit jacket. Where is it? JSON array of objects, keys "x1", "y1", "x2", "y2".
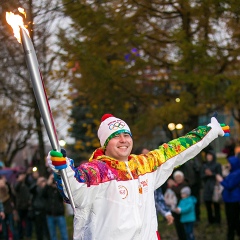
[{"x1": 54, "y1": 118, "x2": 225, "y2": 240}]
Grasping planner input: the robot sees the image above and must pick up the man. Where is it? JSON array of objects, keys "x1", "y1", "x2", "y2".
[
  {"x1": 48, "y1": 113, "x2": 229, "y2": 240},
  {"x1": 14, "y1": 171, "x2": 32, "y2": 240},
  {"x1": 30, "y1": 176, "x2": 50, "y2": 240},
  {"x1": 42, "y1": 174, "x2": 69, "y2": 240},
  {"x1": 201, "y1": 150, "x2": 223, "y2": 225},
  {"x1": 216, "y1": 143, "x2": 240, "y2": 240}
]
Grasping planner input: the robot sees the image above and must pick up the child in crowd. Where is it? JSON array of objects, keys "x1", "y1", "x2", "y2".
[{"x1": 174, "y1": 186, "x2": 197, "y2": 240}]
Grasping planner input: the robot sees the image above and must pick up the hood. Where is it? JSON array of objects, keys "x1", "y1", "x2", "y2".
[
  {"x1": 205, "y1": 150, "x2": 216, "y2": 163},
  {"x1": 228, "y1": 155, "x2": 240, "y2": 172}
]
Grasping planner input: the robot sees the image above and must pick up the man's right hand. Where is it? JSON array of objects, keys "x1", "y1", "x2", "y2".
[{"x1": 47, "y1": 149, "x2": 67, "y2": 172}]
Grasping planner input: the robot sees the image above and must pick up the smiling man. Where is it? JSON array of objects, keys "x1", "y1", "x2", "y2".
[
  {"x1": 98, "y1": 114, "x2": 133, "y2": 161},
  {"x1": 48, "y1": 113, "x2": 229, "y2": 240}
]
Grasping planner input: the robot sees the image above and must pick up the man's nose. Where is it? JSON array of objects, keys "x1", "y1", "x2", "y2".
[{"x1": 119, "y1": 134, "x2": 126, "y2": 142}]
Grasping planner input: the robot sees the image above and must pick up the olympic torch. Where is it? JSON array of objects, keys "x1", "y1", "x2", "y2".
[{"x1": 6, "y1": 10, "x2": 75, "y2": 211}]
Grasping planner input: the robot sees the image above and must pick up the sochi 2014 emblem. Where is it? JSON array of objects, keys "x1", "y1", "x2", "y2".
[{"x1": 118, "y1": 185, "x2": 128, "y2": 199}]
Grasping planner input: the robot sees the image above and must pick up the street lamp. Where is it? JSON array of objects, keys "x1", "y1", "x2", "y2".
[
  {"x1": 176, "y1": 123, "x2": 183, "y2": 130},
  {"x1": 59, "y1": 139, "x2": 66, "y2": 147},
  {"x1": 168, "y1": 123, "x2": 176, "y2": 131},
  {"x1": 168, "y1": 123, "x2": 184, "y2": 138}
]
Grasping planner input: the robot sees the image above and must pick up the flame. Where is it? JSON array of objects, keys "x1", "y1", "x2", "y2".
[
  {"x1": 18, "y1": 7, "x2": 26, "y2": 18},
  {"x1": 6, "y1": 9, "x2": 29, "y2": 43}
]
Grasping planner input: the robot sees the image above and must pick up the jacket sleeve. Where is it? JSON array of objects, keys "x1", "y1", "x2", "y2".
[
  {"x1": 221, "y1": 170, "x2": 240, "y2": 190},
  {"x1": 154, "y1": 188, "x2": 171, "y2": 217},
  {"x1": 54, "y1": 161, "x2": 107, "y2": 207},
  {"x1": 178, "y1": 200, "x2": 192, "y2": 214},
  {"x1": 149, "y1": 125, "x2": 222, "y2": 189}
]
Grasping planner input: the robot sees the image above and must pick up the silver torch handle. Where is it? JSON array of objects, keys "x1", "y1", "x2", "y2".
[{"x1": 20, "y1": 27, "x2": 75, "y2": 211}]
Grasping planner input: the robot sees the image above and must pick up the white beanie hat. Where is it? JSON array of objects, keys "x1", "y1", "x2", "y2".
[{"x1": 97, "y1": 114, "x2": 132, "y2": 147}]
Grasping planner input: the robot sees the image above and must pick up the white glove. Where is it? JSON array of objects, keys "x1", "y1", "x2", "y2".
[
  {"x1": 46, "y1": 150, "x2": 72, "y2": 173},
  {"x1": 207, "y1": 117, "x2": 224, "y2": 136}
]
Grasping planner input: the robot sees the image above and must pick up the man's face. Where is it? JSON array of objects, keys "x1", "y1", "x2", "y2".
[{"x1": 105, "y1": 133, "x2": 133, "y2": 161}]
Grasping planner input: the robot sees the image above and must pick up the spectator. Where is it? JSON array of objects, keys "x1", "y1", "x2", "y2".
[
  {"x1": 14, "y1": 171, "x2": 32, "y2": 240},
  {"x1": 0, "y1": 200, "x2": 5, "y2": 239},
  {"x1": 30, "y1": 176, "x2": 50, "y2": 240},
  {"x1": 0, "y1": 175, "x2": 19, "y2": 240},
  {"x1": 216, "y1": 144, "x2": 240, "y2": 240},
  {"x1": 25, "y1": 168, "x2": 39, "y2": 187},
  {"x1": 177, "y1": 155, "x2": 202, "y2": 222},
  {"x1": 154, "y1": 187, "x2": 174, "y2": 225},
  {"x1": 164, "y1": 187, "x2": 178, "y2": 211},
  {"x1": 42, "y1": 173, "x2": 68, "y2": 240},
  {"x1": 222, "y1": 138, "x2": 236, "y2": 158},
  {"x1": 201, "y1": 150, "x2": 222, "y2": 226},
  {"x1": 173, "y1": 186, "x2": 197, "y2": 240},
  {"x1": 167, "y1": 170, "x2": 189, "y2": 240}
]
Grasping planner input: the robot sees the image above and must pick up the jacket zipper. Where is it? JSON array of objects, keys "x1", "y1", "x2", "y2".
[{"x1": 125, "y1": 161, "x2": 142, "y2": 237}]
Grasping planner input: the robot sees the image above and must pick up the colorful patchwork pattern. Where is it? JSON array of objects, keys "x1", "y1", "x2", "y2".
[
  {"x1": 72, "y1": 125, "x2": 212, "y2": 185},
  {"x1": 54, "y1": 173, "x2": 70, "y2": 204}
]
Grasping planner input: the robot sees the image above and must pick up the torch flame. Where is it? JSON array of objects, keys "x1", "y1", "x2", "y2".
[
  {"x1": 6, "y1": 9, "x2": 29, "y2": 43},
  {"x1": 18, "y1": 7, "x2": 26, "y2": 18}
]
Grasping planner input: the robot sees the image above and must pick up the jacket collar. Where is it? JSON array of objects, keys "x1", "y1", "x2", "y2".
[{"x1": 89, "y1": 148, "x2": 134, "y2": 171}]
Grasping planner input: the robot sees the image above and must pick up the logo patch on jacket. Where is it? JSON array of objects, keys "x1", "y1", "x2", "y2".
[
  {"x1": 140, "y1": 179, "x2": 148, "y2": 194},
  {"x1": 118, "y1": 185, "x2": 128, "y2": 199}
]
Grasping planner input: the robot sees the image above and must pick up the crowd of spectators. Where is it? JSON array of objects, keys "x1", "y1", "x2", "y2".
[
  {"x1": 162, "y1": 139, "x2": 240, "y2": 240},
  {"x1": 0, "y1": 138, "x2": 239, "y2": 240},
  {"x1": 0, "y1": 167, "x2": 69, "y2": 240}
]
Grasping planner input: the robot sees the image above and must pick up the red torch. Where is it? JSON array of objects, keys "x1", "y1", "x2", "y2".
[{"x1": 6, "y1": 9, "x2": 75, "y2": 210}]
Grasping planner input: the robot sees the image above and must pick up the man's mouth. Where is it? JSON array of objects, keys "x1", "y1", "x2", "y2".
[{"x1": 118, "y1": 146, "x2": 128, "y2": 149}]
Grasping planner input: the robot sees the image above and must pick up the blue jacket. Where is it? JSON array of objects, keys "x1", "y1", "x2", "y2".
[
  {"x1": 221, "y1": 156, "x2": 240, "y2": 202},
  {"x1": 178, "y1": 196, "x2": 196, "y2": 223},
  {"x1": 154, "y1": 187, "x2": 171, "y2": 217}
]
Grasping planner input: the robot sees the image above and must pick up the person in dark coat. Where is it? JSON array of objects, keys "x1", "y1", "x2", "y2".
[
  {"x1": 14, "y1": 172, "x2": 32, "y2": 240},
  {"x1": 30, "y1": 177, "x2": 50, "y2": 240},
  {"x1": 0, "y1": 175, "x2": 19, "y2": 240},
  {"x1": 216, "y1": 145, "x2": 240, "y2": 240},
  {"x1": 201, "y1": 150, "x2": 222, "y2": 225},
  {"x1": 42, "y1": 173, "x2": 68, "y2": 240}
]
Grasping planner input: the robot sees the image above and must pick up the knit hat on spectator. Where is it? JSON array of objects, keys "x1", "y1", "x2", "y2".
[
  {"x1": 173, "y1": 170, "x2": 184, "y2": 179},
  {"x1": 181, "y1": 186, "x2": 191, "y2": 196},
  {"x1": 97, "y1": 114, "x2": 132, "y2": 148}
]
